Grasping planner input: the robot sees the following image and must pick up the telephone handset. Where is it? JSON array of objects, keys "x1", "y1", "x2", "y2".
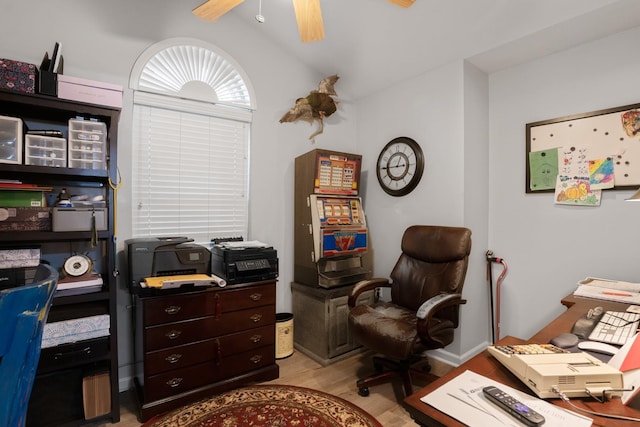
[{"x1": 571, "y1": 306, "x2": 604, "y2": 339}]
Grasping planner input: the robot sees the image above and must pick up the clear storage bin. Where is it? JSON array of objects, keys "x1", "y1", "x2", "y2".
[
  {"x1": 25, "y1": 134, "x2": 67, "y2": 167},
  {"x1": 68, "y1": 118, "x2": 107, "y2": 170},
  {"x1": 0, "y1": 115, "x2": 23, "y2": 164}
]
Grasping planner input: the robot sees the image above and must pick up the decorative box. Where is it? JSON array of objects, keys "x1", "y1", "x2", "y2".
[
  {"x1": 0, "y1": 58, "x2": 37, "y2": 93},
  {"x1": 0, "y1": 207, "x2": 51, "y2": 231},
  {"x1": 41, "y1": 314, "x2": 110, "y2": 348},
  {"x1": 0, "y1": 190, "x2": 45, "y2": 207},
  {"x1": 0, "y1": 248, "x2": 40, "y2": 269},
  {"x1": 57, "y1": 75, "x2": 123, "y2": 108}
]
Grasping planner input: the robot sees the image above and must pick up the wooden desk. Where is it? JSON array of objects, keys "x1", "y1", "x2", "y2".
[{"x1": 404, "y1": 295, "x2": 640, "y2": 426}]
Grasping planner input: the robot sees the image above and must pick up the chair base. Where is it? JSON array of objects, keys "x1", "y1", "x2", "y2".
[{"x1": 356, "y1": 355, "x2": 439, "y2": 397}]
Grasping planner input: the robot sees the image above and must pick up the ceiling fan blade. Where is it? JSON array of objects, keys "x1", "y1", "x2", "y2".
[
  {"x1": 193, "y1": 0, "x2": 244, "y2": 21},
  {"x1": 292, "y1": 0, "x2": 325, "y2": 43},
  {"x1": 387, "y1": 0, "x2": 415, "y2": 7}
]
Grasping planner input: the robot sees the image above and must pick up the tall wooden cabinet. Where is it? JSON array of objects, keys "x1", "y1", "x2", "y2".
[{"x1": 0, "y1": 89, "x2": 120, "y2": 426}]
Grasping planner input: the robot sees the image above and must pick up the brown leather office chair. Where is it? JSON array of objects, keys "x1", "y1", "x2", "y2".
[{"x1": 348, "y1": 225, "x2": 472, "y2": 397}]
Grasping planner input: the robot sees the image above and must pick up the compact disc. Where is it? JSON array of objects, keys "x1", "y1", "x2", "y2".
[{"x1": 63, "y1": 254, "x2": 93, "y2": 277}]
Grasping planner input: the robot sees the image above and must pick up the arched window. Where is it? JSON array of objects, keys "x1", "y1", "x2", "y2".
[{"x1": 129, "y1": 38, "x2": 254, "y2": 244}]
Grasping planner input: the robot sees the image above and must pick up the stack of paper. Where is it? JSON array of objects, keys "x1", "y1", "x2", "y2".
[
  {"x1": 421, "y1": 370, "x2": 592, "y2": 426},
  {"x1": 56, "y1": 273, "x2": 103, "y2": 296},
  {"x1": 574, "y1": 277, "x2": 640, "y2": 304}
]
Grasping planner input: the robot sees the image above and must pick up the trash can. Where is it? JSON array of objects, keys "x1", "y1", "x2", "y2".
[{"x1": 275, "y1": 313, "x2": 294, "y2": 359}]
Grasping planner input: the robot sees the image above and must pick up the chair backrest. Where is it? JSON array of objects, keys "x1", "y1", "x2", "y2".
[
  {"x1": 0, "y1": 264, "x2": 58, "y2": 427},
  {"x1": 390, "y1": 225, "x2": 472, "y2": 311}
]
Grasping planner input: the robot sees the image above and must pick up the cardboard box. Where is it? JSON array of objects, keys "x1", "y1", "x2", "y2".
[
  {"x1": 52, "y1": 207, "x2": 107, "y2": 232},
  {"x1": 0, "y1": 190, "x2": 45, "y2": 207},
  {"x1": 57, "y1": 75, "x2": 123, "y2": 108},
  {"x1": 0, "y1": 58, "x2": 37, "y2": 93},
  {"x1": 0, "y1": 207, "x2": 51, "y2": 231}
]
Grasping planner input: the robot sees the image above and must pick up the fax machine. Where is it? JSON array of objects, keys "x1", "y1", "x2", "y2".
[{"x1": 125, "y1": 236, "x2": 211, "y2": 290}]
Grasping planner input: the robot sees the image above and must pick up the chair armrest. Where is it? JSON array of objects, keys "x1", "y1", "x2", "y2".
[
  {"x1": 348, "y1": 278, "x2": 391, "y2": 308},
  {"x1": 416, "y1": 293, "x2": 465, "y2": 320}
]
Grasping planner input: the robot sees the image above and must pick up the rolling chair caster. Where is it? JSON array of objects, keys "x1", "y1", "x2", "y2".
[{"x1": 358, "y1": 387, "x2": 370, "y2": 397}]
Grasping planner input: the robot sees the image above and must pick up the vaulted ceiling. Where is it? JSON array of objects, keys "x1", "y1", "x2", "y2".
[{"x1": 192, "y1": 0, "x2": 640, "y2": 99}]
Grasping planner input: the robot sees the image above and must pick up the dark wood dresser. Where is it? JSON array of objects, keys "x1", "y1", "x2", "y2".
[{"x1": 132, "y1": 280, "x2": 279, "y2": 421}]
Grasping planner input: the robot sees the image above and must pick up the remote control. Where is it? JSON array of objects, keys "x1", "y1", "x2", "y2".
[{"x1": 482, "y1": 386, "x2": 545, "y2": 426}]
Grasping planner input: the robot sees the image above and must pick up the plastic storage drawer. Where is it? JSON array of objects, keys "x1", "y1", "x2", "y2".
[
  {"x1": 68, "y1": 118, "x2": 107, "y2": 170},
  {"x1": 0, "y1": 115, "x2": 22, "y2": 164},
  {"x1": 25, "y1": 134, "x2": 67, "y2": 167}
]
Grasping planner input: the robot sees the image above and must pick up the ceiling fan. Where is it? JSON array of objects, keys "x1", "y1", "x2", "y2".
[{"x1": 193, "y1": 0, "x2": 415, "y2": 43}]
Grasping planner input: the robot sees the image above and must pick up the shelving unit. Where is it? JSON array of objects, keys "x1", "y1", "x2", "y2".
[{"x1": 0, "y1": 89, "x2": 120, "y2": 426}]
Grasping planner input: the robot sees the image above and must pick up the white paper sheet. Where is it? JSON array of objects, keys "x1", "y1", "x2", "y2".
[{"x1": 420, "y1": 370, "x2": 592, "y2": 426}]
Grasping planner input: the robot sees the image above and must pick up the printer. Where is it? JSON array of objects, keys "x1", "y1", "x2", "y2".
[
  {"x1": 125, "y1": 236, "x2": 211, "y2": 291},
  {"x1": 210, "y1": 242, "x2": 278, "y2": 285}
]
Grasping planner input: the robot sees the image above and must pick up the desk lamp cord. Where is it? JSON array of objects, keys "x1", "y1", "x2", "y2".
[{"x1": 552, "y1": 386, "x2": 640, "y2": 422}]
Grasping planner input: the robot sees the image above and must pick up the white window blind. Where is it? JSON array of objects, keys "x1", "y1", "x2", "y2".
[{"x1": 132, "y1": 99, "x2": 250, "y2": 245}]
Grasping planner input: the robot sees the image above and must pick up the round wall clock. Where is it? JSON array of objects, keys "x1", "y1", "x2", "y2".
[{"x1": 376, "y1": 137, "x2": 424, "y2": 196}]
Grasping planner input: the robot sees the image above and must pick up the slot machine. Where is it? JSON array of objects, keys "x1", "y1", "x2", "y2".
[{"x1": 294, "y1": 149, "x2": 372, "y2": 287}]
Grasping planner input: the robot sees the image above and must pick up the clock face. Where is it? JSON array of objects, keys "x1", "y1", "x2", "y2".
[{"x1": 376, "y1": 137, "x2": 424, "y2": 196}]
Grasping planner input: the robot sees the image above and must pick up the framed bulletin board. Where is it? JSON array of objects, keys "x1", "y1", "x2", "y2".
[{"x1": 526, "y1": 102, "x2": 640, "y2": 194}]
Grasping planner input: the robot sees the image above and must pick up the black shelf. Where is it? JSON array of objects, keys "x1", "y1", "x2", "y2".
[{"x1": 0, "y1": 90, "x2": 121, "y2": 426}]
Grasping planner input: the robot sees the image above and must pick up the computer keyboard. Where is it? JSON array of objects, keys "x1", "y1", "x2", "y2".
[
  {"x1": 491, "y1": 343, "x2": 569, "y2": 355},
  {"x1": 588, "y1": 310, "x2": 640, "y2": 346}
]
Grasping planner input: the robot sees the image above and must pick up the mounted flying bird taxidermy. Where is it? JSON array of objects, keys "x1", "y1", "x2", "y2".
[
  {"x1": 192, "y1": 0, "x2": 415, "y2": 43},
  {"x1": 280, "y1": 74, "x2": 339, "y2": 143}
]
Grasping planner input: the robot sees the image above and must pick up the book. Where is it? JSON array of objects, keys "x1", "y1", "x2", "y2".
[{"x1": 57, "y1": 273, "x2": 103, "y2": 291}]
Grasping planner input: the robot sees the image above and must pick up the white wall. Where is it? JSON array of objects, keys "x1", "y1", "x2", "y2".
[
  {"x1": 355, "y1": 61, "x2": 491, "y2": 364},
  {"x1": 488, "y1": 25, "x2": 640, "y2": 341}
]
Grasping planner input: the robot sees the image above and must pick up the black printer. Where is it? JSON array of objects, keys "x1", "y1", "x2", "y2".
[
  {"x1": 125, "y1": 236, "x2": 211, "y2": 291},
  {"x1": 210, "y1": 242, "x2": 278, "y2": 285}
]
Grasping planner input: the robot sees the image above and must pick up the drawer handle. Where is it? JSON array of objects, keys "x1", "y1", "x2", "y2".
[
  {"x1": 165, "y1": 330, "x2": 182, "y2": 339},
  {"x1": 250, "y1": 355, "x2": 262, "y2": 364},
  {"x1": 249, "y1": 334, "x2": 262, "y2": 343},
  {"x1": 250, "y1": 293, "x2": 262, "y2": 301},
  {"x1": 249, "y1": 314, "x2": 262, "y2": 323},
  {"x1": 165, "y1": 353, "x2": 182, "y2": 364},
  {"x1": 164, "y1": 305, "x2": 182, "y2": 315},
  {"x1": 166, "y1": 377, "x2": 183, "y2": 388}
]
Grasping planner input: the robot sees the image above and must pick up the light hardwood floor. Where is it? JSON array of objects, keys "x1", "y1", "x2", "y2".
[{"x1": 91, "y1": 350, "x2": 454, "y2": 426}]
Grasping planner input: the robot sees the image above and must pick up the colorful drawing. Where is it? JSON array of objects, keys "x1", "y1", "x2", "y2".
[
  {"x1": 529, "y1": 148, "x2": 558, "y2": 191},
  {"x1": 588, "y1": 157, "x2": 615, "y2": 190},
  {"x1": 554, "y1": 175, "x2": 601, "y2": 206},
  {"x1": 622, "y1": 110, "x2": 640, "y2": 138}
]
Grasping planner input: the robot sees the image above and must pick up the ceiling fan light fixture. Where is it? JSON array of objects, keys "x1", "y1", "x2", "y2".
[
  {"x1": 193, "y1": 0, "x2": 244, "y2": 21},
  {"x1": 387, "y1": 0, "x2": 415, "y2": 7},
  {"x1": 292, "y1": 0, "x2": 325, "y2": 43}
]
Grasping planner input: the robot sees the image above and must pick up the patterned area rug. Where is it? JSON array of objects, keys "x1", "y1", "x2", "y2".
[{"x1": 142, "y1": 384, "x2": 382, "y2": 427}]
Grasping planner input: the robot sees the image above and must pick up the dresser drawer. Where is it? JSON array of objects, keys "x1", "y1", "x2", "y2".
[
  {"x1": 145, "y1": 339, "x2": 216, "y2": 376},
  {"x1": 144, "y1": 345, "x2": 276, "y2": 402},
  {"x1": 145, "y1": 316, "x2": 216, "y2": 351},
  {"x1": 143, "y1": 292, "x2": 216, "y2": 326},
  {"x1": 145, "y1": 324, "x2": 274, "y2": 376},
  {"x1": 211, "y1": 305, "x2": 275, "y2": 336},
  {"x1": 218, "y1": 284, "x2": 276, "y2": 312},
  {"x1": 218, "y1": 324, "x2": 274, "y2": 356}
]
